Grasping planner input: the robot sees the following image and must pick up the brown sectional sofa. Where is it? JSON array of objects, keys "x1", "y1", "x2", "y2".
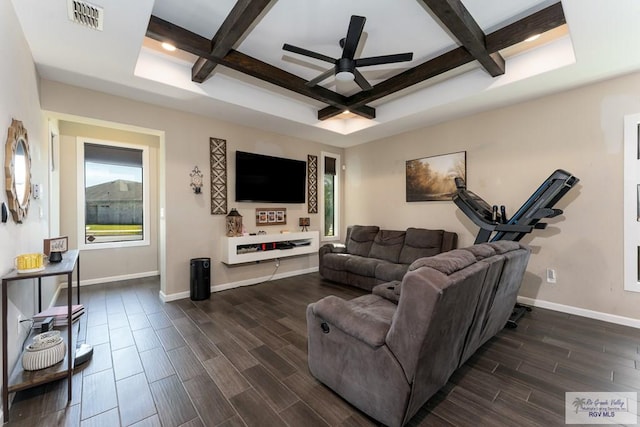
[
  {"x1": 318, "y1": 225, "x2": 458, "y2": 291},
  {"x1": 307, "y1": 241, "x2": 531, "y2": 427}
]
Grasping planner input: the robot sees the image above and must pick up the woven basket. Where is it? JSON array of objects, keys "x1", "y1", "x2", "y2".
[{"x1": 22, "y1": 333, "x2": 66, "y2": 371}]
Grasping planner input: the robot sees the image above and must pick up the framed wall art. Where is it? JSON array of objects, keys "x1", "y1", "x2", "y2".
[
  {"x1": 406, "y1": 151, "x2": 466, "y2": 202},
  {"x1": 255, "y1": 208, "x2": 287, "y2": 226}
]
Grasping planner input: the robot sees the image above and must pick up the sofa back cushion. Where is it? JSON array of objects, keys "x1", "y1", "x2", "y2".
[
  {"x1": 386, "y1": 250, "x2": 489, "y2": 413},
  {"x1": 398, "y1": 228, "x2": 445, "y2": 264},
  {"x1": 346, "y1": 225, "x2": 380, "y2": 257},
  {"x1": 369, "y1": 230, "x2": 406, "y2": 263},
  {"x1": 408, "y1": 248, "x2": 476, "y2": 274}
]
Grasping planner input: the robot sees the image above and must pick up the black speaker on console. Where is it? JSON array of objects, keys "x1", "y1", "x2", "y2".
[{"x1": 190, "y1": 258, "x2": 211, "y2": 301}]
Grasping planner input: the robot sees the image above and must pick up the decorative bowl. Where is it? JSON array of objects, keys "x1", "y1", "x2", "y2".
[{"x1": 22, "y1": 335, "x2": 66, "y2": 371}]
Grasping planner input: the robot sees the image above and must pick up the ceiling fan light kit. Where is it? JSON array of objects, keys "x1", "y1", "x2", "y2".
[{"x1": 283, "y1": 15, "x2": 413, "y2": 92}]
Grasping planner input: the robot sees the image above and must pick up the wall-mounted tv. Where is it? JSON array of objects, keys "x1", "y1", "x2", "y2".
[{"x1": 235, "y1": 151, "x2": 306, "y2": 203}]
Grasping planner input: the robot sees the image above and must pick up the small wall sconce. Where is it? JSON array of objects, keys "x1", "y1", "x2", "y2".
[
  {"x1": 190, "y1": 166, "x2": 203, "y2": 194},
  {"x1": 299, "y1": 217, "x2": 310, "y2": 232}
]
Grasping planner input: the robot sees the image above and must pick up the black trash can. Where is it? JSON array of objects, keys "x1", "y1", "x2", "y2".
[{"x1": 190, "y1": 258, "x2": 211, "y2": 301}]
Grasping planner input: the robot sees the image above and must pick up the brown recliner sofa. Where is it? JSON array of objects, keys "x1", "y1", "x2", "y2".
[
  {"x1": 307, "y1": 241, "x2": 531, "y2": 427},
  {"x1": 318, "y1": 225, "x2": 458, "y2": 291}
]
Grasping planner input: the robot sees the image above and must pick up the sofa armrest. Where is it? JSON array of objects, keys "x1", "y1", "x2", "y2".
[
  {"x1": 319, "y1": 243, "x2": 347, "y2": 255},
  {"x1": 441, "y1": 231, "x2": 458, "y2": 252},
  {"x1": 309, "y1": 296, "x2": 390, "y2": 347}
]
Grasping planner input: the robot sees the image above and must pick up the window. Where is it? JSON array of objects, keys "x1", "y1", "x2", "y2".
[
  {"x1": 624, "y1": 114, "x2": 640, "y2": 292},
  {"x1": 77, "y1": 138, "x2": 149, "y2": 249},
  {"x1": 321, "y1": 152, "x2": 340, "y2": 240}
]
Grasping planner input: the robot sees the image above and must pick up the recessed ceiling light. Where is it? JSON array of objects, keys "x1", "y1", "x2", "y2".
[
  {"x1": 525, "y1": 34, "x2": 541, "y2": 42},
  {"x1": 161, "y1": 42, "x2": 176, "y2": 52}
]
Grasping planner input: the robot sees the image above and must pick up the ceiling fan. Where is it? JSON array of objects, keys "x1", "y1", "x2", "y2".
[{"x1": 283, "y1": 15, "x2": 413, "y2": 91}]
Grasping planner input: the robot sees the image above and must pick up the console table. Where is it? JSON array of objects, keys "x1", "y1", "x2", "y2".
[
  {"x1": 221, "y1": 231, "x2": 319, "y2": 264},
  {"x1": 1, "y1": 249, "x2": 80, "y2": 422}
]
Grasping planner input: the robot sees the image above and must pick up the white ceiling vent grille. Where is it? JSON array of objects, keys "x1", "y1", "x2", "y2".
[{"x1": 67, "y1": 0, "x2": 104, "y2": 31}]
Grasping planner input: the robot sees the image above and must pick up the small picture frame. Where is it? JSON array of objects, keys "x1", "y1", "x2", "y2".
[
  {"x1": 256, "y1": 208, "x2": 286, "y2": 226},
  {"x1": 43, "y1": 236, "x2": 68, "y2": 256}
]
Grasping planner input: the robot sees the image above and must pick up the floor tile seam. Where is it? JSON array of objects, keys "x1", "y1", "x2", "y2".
[
  {"x1": 492, "y1": 365, "x2": 565, "y2": 399},
  {"x1": 567, "y1": 348, "x2": 638, "y2": 370},
  {"x1": 519, "y1": 359, "x2": 625, "y2": 395},
  {"x1": 435, "y1": 389, "x2": 516, "y2": 426},
  {"x1": 79, "y1": 369, "x2": 119, "y2": 422},
  {"x1": 114, "y1": 371, "x2": 158, "y2": 427},
  {"x1": 237, "y1": 363, "x2": 303, "y2": 415},
  {"x1": 275, "y1": 397, "x2": 330, "y2": 426},
  {"x1": 493, "y1": 390, "x2": 564, "y2": 425}
]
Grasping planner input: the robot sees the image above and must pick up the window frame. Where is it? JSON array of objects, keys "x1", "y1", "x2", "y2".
[
  {"x1": 624, "y1": 113, "x2": 640, "y2": 292},
  {"x1": 76, "y1": 137, "x2": 150, "y2": 250},
  {"x1": 320, "y1": 151, "x2": 340, "y2": 242}
]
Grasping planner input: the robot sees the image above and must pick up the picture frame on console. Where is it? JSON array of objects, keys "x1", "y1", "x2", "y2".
[
  {"x1": 406, "y1": 151, "x2": 466, "y2": 202},
  {"x1": 256, "y1": 208, "x2": 286, "y2": 226}
]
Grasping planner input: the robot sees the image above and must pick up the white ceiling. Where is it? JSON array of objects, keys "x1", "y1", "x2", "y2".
[{"x1": 10, "y1": 0, "x2": 640, "y2": 147}]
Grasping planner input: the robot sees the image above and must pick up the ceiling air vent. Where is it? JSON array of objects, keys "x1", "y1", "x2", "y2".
[{"x1": 67, "y1": 0, "x2": 104, "y2": 31}]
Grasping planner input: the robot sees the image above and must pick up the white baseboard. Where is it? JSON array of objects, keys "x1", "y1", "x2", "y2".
[
  {"x1": 517, "y1": 296, "x2": 640, "y2": 329},
  {"x1": 58, "y1": 271, "x2": 160, "y2": 288},
  {"x1": 160, "y1": 267, "x2": 319, "y2": 303}
]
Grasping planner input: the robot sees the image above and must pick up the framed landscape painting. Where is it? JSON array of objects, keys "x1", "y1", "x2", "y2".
[{"x1": 406, "y1": 151, "x2": 466, "y2": 201}]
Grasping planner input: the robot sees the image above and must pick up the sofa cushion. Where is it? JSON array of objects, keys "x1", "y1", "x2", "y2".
[
  {"x1": 321, "y1": 253, "x2": 352, "y2": 271},
  {"x1": 398, "y1": 228, "x2": 445, "y2": 264},
  {"x1": 487, "y1": 240, "x2": 521, "y2": 254},
  {"x1": 372, "y1": 281, "x2": 402, "y2": 303},
  {"x1": 346, "y1": 225, "x2": 380, "y2": 257},
  {"x1": 375, "y1": 262, "x2": 409, "y2": 283},
  {"x1": 345, "y1": 256, "x2": 385, "y2": 277},
  {"x1": 369, "y1": 230, "x2": 406, "y2": 263},
  {"x1": 310, "y1": 294, "x2": 395, "y2": 347},
  {"x1": 408, "y1": 249, "x2": 476, "y2": 275},
  {"x1": 463, "y1": 243, "x2": 496, "y2": 260}
]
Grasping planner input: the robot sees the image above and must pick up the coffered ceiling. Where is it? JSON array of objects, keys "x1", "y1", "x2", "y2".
[{"x1": 10, "y1": 0, "x2": 640, "y2": 147}]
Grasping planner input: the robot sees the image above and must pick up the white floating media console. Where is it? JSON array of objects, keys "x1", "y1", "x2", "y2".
[{"x1": 221, "y1": 231, "x2": 319, "y2": 265}]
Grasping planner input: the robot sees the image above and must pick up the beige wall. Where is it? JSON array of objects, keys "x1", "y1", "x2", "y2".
[
  {"x1": 345, "y1": 71, "x2": 640, "y2": 320},
  {"x1": 0, "y1": 2, "x2": 53, "y2": 380},
  {"x1": 57, "y1": 121, "x2": 160, "y2": 283},
  {"x1": 40, "y1": 80, "x2": 343, "y2": 298}
]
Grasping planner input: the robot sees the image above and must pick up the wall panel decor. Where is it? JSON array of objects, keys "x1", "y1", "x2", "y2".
[
  {"x1": 307, "y1": 154, "x2": 318, "y2": 213},
  {"x1": 210, "y1": 137, "x2": 227, "y2": 214}
]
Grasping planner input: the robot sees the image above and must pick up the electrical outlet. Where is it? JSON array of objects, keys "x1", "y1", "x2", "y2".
[{"x1": 546, "y1": 268, "x2": 557, "y2": 284}]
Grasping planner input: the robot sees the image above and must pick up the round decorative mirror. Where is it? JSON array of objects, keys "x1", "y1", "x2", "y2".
[{"x1": 4, "y1": 119, "x2": 32, "y2": 223}]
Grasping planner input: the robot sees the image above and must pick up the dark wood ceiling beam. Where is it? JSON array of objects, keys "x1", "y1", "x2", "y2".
[
  {"x1": 327, "y1": 1, "x2": 565, "y2": 115},
  {"x1": 318, "y1": 106, "x2": 376, "y2": 121},
  {"x1": 485, "y1": 2, "x2": 566, "y2": 52},
  {"x1": 192, "y1": 0, "x2": 275, "y2": 83},
  {"x1": 419, "y1": 0, "x2": 504, "y2": 77},
  {"x1": 146, "y1": 15, "x2": 376, "y2": 119}
]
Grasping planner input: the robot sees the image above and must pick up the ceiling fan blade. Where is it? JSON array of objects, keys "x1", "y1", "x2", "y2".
[
  {"x1": 283, "y1": 43, "x2": 336, "y2": 64},
  {"x1": 355, "y1": 52, "x2": 414, "y2": 67},
  {"x1": 341, "y1": 15, "x2": 366, "y2": 60},
  {"x1": 305, "y1": 68, "x2": 335, "y2": 87},
  {"x1": 353, "y1": 68, "x2": 372, "y2": 91}
]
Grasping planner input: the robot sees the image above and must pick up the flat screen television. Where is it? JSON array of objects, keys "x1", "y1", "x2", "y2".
[{"x1": 235, "y1": 151, "x2": 306, "y2": 203}]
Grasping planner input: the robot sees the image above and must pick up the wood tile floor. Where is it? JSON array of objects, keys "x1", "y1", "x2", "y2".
[{"x1": 5, "y1": 273, "x2": 640, "y2": 426}]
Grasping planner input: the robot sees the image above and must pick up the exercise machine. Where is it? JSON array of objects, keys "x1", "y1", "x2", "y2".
[
  {"x1": 452, "y1": 169, "x2": 579, "y2": 326},
  {"x1": 453, "y1": 169, "x2": 579, "y2": 244}
]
